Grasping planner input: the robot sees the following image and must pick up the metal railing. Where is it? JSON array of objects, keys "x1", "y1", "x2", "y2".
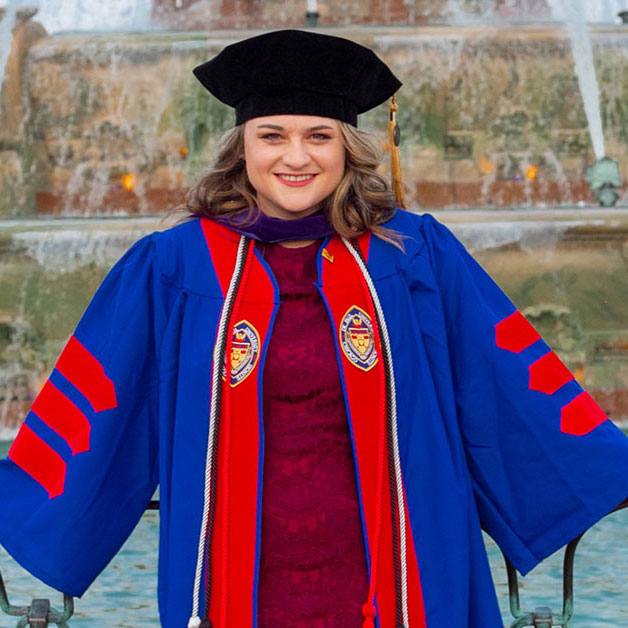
[
  {"x1": 503, "y1": 498, "x2": 628, "y2": 628},
  {"x1": 0, "y1": 575, "x2": 73, "y2": 628},
  {"x1": 0, "y1": 500, "x2": 158, "y2": 628},
  {"x1": 1, "y1": 499, "x2": 626, "y2": 627}
]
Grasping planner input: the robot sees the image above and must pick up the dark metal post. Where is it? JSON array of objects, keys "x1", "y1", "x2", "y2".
[{"x1": 28, "y1": 599, "x2": 50, "y2": 627}]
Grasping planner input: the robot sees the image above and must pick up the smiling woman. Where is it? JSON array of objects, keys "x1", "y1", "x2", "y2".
[
  {"x1": 183, "y1": 114, "x2": 400, "y2": 245},
  {"x1": 2, "y1": 28, "x2": 628, "y2": 628},
  {"x1": 243, "y1": 115, "x2": 345, "y2": 220}
]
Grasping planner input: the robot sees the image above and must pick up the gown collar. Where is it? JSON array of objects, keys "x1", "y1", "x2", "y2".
[{"x1": 213, "y1": 208, "x2": 334, "y2": 244}]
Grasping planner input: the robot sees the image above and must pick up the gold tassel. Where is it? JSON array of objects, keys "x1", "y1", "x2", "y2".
[{"x1": 388, "y1": 94, "x2": 407, "y2": 210}]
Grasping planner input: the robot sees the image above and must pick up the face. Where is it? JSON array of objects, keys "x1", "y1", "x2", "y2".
[{"x1": 242, "y1": 114, "x2": 346, "y2": 219}]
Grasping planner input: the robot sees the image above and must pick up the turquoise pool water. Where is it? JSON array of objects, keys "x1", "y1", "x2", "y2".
[{"x1": 1, "y1": 439, "x2": 627, "y2": 627}]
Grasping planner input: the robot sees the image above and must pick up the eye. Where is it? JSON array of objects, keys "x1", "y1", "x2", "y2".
[
  {"x1": 311, "y1": 133, "x2": 332, "y2": 141},
  {"x1": 260, "y1": 132, "x2": 281, "y2": 141}
]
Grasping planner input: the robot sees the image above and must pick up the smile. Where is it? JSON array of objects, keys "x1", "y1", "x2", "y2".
[{"x1": 275, "y1": 174, "x2": 317, "y2": 187}]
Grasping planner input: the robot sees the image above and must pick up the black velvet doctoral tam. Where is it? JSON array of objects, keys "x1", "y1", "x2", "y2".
[{"x1": 192, "y1": 29, "x2": 402, "y2": 126}]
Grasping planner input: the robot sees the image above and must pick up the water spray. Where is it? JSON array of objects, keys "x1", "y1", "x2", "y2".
[
  {"x1": 547, "y1": 0, "x2": 605, "y2": 161},
  {"x1": 547, "y1": 0, "x2": 622, "y2": 207}
]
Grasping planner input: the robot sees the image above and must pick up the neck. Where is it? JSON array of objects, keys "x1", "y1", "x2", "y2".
[{"x1": 277, "y1": 239, "x2": 317, "y2": 248}]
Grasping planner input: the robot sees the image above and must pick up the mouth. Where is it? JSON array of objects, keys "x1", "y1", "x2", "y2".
[{"x1": 274, "y1": 173, "x2": 317, "y2": 187}]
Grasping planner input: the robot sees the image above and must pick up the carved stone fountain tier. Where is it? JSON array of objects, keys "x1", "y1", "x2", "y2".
[
  {"x1": 3, "y1": 23, "x2": 628, "y2": 216},
  {"x1": 2, "y1": 10, "x2": 628, "y2": 435}
]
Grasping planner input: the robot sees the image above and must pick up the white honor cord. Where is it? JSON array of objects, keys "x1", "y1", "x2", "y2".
[
  {"x1": 188, "y1": 235, "x2": 249, "y2": 628},
  {"x1": 342, "y1": 237, "x2": 409, "y2": 628}
]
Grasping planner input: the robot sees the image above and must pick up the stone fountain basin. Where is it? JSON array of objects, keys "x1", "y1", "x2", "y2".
[
  {"x1": 6, "y1": 23, "x2": 628, "y2": 216},
  {"x1": 1, "y1": 208, "x2": 628, "y2": 437}
]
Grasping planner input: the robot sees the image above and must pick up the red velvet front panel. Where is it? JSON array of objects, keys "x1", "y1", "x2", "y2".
[
  {"x1": 201, "y1": 220, "x2": 276, "y2": 627},
  {"x1": 321, "y1": 234, "x2": 426, "y2": 628}
]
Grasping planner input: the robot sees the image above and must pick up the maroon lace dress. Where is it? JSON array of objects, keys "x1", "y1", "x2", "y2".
[{"x1": 257, "y1": 240, "x2": 369, "y2": 628}]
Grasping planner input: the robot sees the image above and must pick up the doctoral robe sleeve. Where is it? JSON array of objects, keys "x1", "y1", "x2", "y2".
[
  {"x1": 0, "y1": 235, "x2": 164, "y2": 597},
  {"x1": 420, "y1": 214, "x2": 628, "y2": 575}
]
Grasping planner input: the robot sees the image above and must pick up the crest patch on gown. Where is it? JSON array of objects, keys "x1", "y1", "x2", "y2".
[
  {"x1": 339, "y1": 306, "x2": 378, "y2": 371},
  {"x1": 225, "y1": 320, "x2": 260, "y2": 386}
]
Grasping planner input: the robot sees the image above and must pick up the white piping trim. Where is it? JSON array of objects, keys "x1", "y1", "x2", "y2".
[
  {"x1": 342, "y1": 237, "x2": 409, "y2": 627},
  {"x1": 188, "y1": 235, "x2": 248, "y2": 628}
]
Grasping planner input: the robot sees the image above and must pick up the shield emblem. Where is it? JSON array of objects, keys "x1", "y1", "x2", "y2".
[
  {"x1": 223, "y1": 320, "x2": 260, "y2": 386},
  {"x1": 339, "y1": 306, "x2": 378, "y2": 371}
]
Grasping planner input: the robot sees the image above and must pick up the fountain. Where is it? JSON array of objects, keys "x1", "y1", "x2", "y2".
[
  {"x1": 0, "y1": 0, "x2": 627, "y2": 423},
  {"x1": 2, "y1": 4, "x2": 628, "y2": 624},
  {"x1": 2, "y1": 1, "x2": 628, "y2": 215}
]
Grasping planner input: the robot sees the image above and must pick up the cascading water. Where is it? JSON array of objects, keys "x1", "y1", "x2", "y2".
[
  {"x1": 592, "y1": 0, "x2": 624, "y2": 23},
  {"x1": 30, "y1": 0, "x2": 151, "y2": 33},
  {"x1": 0, "y1": 0, "x2": 155, "y2": 437},
  {"x1": 0, "y1": 0, "x2": 152, "y2": 110}
]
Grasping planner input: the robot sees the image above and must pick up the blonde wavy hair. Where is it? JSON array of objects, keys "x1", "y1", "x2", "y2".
[{"x1": 181, "y1": 121, "x2": 402, "y2": 245}]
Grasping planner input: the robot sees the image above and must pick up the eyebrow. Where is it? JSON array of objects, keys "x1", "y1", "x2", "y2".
[{"x1": 256, "y1": 124, "x2": 335, "y2": 131}]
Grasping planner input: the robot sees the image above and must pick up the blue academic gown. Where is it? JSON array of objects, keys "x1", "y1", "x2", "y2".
[{"x1": 1, "y1": 209, "x2": 627, "y2": 628}]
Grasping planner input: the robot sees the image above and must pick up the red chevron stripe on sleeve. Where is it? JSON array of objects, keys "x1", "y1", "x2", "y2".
[
  {"x1": 9, "y1": 424, "x2": 67, "y2": 499},
  {"x1": 32, "y1": 381, "x2": 91, "y2": 454},
  {"x1": 56, "y1": 336, "x2": 117, "y2": 412},
  {"x1": 495, "y1": 311, "x2": 542, "y2": 354},
  {"x1": 528, "y1": 351, "x2": 574, "y2": 395},
  {"x1": 561, "y1": 392, "x2": 608, "y2": 436}
]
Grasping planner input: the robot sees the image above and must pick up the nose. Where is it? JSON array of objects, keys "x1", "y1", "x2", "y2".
[{"x1": 281, "y1": 139, "x2": 312, "y2": 170}]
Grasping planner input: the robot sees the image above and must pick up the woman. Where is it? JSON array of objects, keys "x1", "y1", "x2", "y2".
[{"x1": 1, "y1": 30, "x2": 628, "y2": 628}]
